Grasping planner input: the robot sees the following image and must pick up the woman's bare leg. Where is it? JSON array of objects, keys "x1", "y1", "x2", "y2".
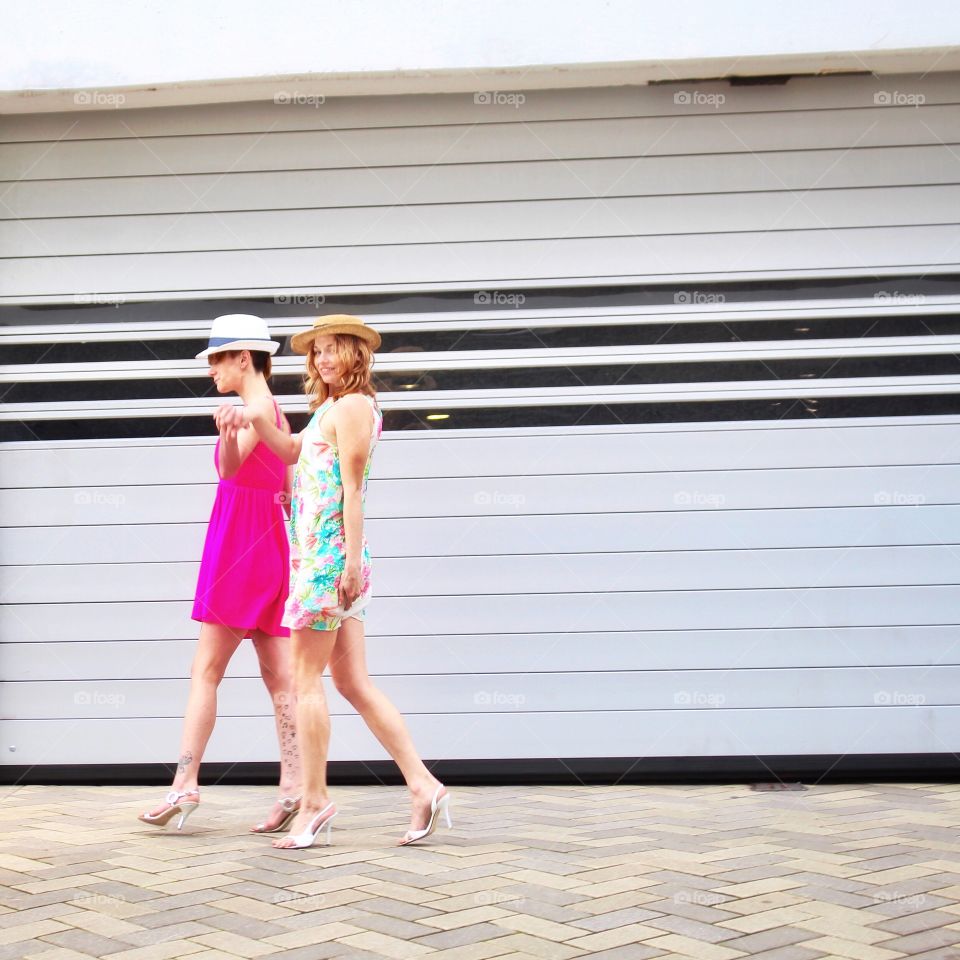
[
  {"x1": 143, "y1": 623, "x2": 242, "y2": 815},
  {"x1": 251, "y1": 631, "x2": 302, "y2": 829},
  {"x1": 328, "y1": 617, "x2": 443, "y2": 835},
  {"x1": 273, "y1": 626, "x2": 338, "y2": 847}
]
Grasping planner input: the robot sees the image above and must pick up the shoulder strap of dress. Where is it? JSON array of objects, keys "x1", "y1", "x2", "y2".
[{"x1": 271, "y1": 397, "x2": 282, "y2": 429}]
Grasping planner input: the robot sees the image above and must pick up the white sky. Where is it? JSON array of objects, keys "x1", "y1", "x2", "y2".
[{"x1": 2, "y1": 0, "x2": 959, "y2": 92}]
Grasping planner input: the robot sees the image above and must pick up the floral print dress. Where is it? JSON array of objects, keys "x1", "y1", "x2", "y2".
[{"x1": 282, "y1": 393, "x2": 382, "y2": 632}]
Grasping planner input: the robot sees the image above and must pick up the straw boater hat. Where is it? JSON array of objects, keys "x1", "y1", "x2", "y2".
[
  {"x1": 290, "y1": 314, "x2": 382, "y2": 354},
  {"x1": 195, "y1": 314, "x2": 280, "y2": 360}
]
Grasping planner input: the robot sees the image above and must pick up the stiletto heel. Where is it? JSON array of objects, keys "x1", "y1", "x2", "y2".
[
  {"x1": 399, "y1": 786, "x2": 452, "y2": 846},
  {"x1": 278, "y1": 802, "x2": 337, "y2": 850},
  {"x1": 175, "y1": 801, "x2": 199, "y2": 831},
  {"x1": 138, "y1": 789, "x2": 200, "y2": 831},
  {"x1": 250, "y1": 796, "x2": 301, "y2": 834}
]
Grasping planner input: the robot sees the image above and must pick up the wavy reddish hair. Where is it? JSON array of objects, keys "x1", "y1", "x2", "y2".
[{"x1": 304, "y1": 333, "x2": 376, "y2": 411}]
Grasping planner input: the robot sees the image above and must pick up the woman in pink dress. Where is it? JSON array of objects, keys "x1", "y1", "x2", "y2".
[{"x1": 138, "y1": 314, "x2": 302, "y2": 833}]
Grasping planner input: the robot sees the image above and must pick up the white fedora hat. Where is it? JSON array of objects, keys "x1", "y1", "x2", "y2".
[{"x1": 195, "y1": 314, "x2": 280, "y2": 360}]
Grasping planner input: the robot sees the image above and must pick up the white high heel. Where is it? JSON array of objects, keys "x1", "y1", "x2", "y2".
[
  {"x1": 138, "y1": 789, "x2": 200, "y2": 831},
  {"x1": 399, "y1": 786, "x2": 452, "y2": 846},
  {"x1": 277, "y1": 802, "x2": 337, "y2": 849}
]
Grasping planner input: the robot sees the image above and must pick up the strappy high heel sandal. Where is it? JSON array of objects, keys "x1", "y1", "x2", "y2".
[
  {"x1": 399, "y1": 785, "x2": 452, "y2": 846},
  {"x1": 274, "y1": 802, "x2": 337, "y2": 850},
  {"x1": 250, "y1": 796, "x2": 301, "y2": 834},
  {"x1": 138, "y1": 788, "x2": 200, "y2": 831}
]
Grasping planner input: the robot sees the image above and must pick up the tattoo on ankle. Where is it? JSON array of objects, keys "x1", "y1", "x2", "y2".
[{"x1": 177, "y1": 752, "x2": 193, "y2": 774}]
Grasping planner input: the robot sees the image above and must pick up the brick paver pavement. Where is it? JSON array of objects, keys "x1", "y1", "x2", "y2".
[{"x1": 1, "y1": 783, "x2": 959, "y2": 959}]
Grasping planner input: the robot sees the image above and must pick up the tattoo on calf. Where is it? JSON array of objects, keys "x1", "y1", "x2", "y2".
[{"x1": 177, "y1": 752, "x2": 193, "y2": 774}]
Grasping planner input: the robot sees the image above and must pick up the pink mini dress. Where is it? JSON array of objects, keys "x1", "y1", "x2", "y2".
[{"x1": 192, "y1": 399, "x2": 290, "y2": 638}]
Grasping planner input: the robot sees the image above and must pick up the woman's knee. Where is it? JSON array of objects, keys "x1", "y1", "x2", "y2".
[
  {"x1": 332, "y1": 671, "x2": 375, "y2": 707},
  {"x1": 190, "y1": 653, "x2": 229, "y2": 686}
]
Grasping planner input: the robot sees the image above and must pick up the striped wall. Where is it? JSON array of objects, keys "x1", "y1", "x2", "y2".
[
  {"x1": 2, "y1": 71, "x2": 960, "y2": 771},
  {"x1": 2, "y1": 72, "x2": 960, "y2": 300}
]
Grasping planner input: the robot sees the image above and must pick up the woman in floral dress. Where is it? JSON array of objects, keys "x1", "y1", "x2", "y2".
[{"x1": 220, "y1": 315, "x2": 451, "y2": 849}]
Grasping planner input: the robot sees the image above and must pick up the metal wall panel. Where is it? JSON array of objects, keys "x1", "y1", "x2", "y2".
[{"x1": 2, "y1": 71, "x2": 960, "y2": 770}]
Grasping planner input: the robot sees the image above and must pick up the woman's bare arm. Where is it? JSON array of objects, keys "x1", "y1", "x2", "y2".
[
  {"x1": 334, "y1": 395, "x2": 373, "y2": 607},
  {"x1": 221, "y1": 398, "x2": 303, "y2": 464},
  {"x1": 213, "y1": 402, "x2": 264, "y2": 479}
]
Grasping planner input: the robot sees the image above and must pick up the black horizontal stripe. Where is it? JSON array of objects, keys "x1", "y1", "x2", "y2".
[
  {"x1": 6, "y1": 353, "x2": 960, "y2": 404},
  {"x1": 4, "y1": 393, "x2": 960, "y2": 442}
]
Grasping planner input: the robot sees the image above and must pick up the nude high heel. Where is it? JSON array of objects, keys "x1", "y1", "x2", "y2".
[{"x1": 138, "y1": 789, "x2": 200, "y2": 831}]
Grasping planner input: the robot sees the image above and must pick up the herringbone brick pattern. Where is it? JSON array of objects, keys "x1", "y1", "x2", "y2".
[{"x1": 1, "y1": 783, "x2": 959, "y2": 959}]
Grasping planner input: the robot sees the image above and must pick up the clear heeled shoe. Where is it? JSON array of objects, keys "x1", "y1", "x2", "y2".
[
  {"x1": 250, "y1": 796, "x2": 301, "y2": 834},
  {"x1": 138, "y1": 788, "x2": 200, "y2": 831},
  {"x1": 399, "y1": 785, "x2": 452, "y2": 846},
  {"x1": 275, "y1": 802, "x2": 337, "y2": 850}
]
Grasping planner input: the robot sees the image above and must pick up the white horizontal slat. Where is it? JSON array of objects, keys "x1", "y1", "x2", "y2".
[
  {"x1": 5, "y1": 625, "x2": 958, "y2": 674},
  {"x1": 365, "y1": 587, "x2": 960, "y2": 635},
  {"x1": 8, "y1": 185, "x2": 960, "y2": 257},
  {"x1": 4, "y1": 296, "x2": 959, "y2": 341},
  {"x1": 4, "y1": 504, "x2": 959, "y2": 563},
  {"x1": 4, "y1": 74, "x2": 957, "y2": 144},
  {"x1": 3, "y1": 463, "x2": 958, "y2": 526},
  {"x1": 4, "y1": 705, "x2": 958, "y2": 765},
  {"x1": 6, "y1": 225, "x2": 959, "y2": 299},
  {"x1": 3, "y1": 106, "x2": 957, "y2": 181},
  {"x1": 7, "y1": 666, "x2": 960, "y2": 720},
  {"x1": 4, "y1": 586, "x2": 960, "y2": 642},
  {"x1": 5, "y1": 374, "x2": 960, "y2": 421},
  {"x1": 2, "y1": 411, "x2": 957, "y2": 448},
  {"x1": 6, "y1": 545, "x2": 960, "y2": 604},
  {"x1": 11, "y1": 419, "x2": 960, "y2": 486},
  {"x1": 8, "y1": 335, "x2": 960, "y2": 384},
  {"x1": 4, "y1": 145, "x2": 958, "y2": 219}
]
